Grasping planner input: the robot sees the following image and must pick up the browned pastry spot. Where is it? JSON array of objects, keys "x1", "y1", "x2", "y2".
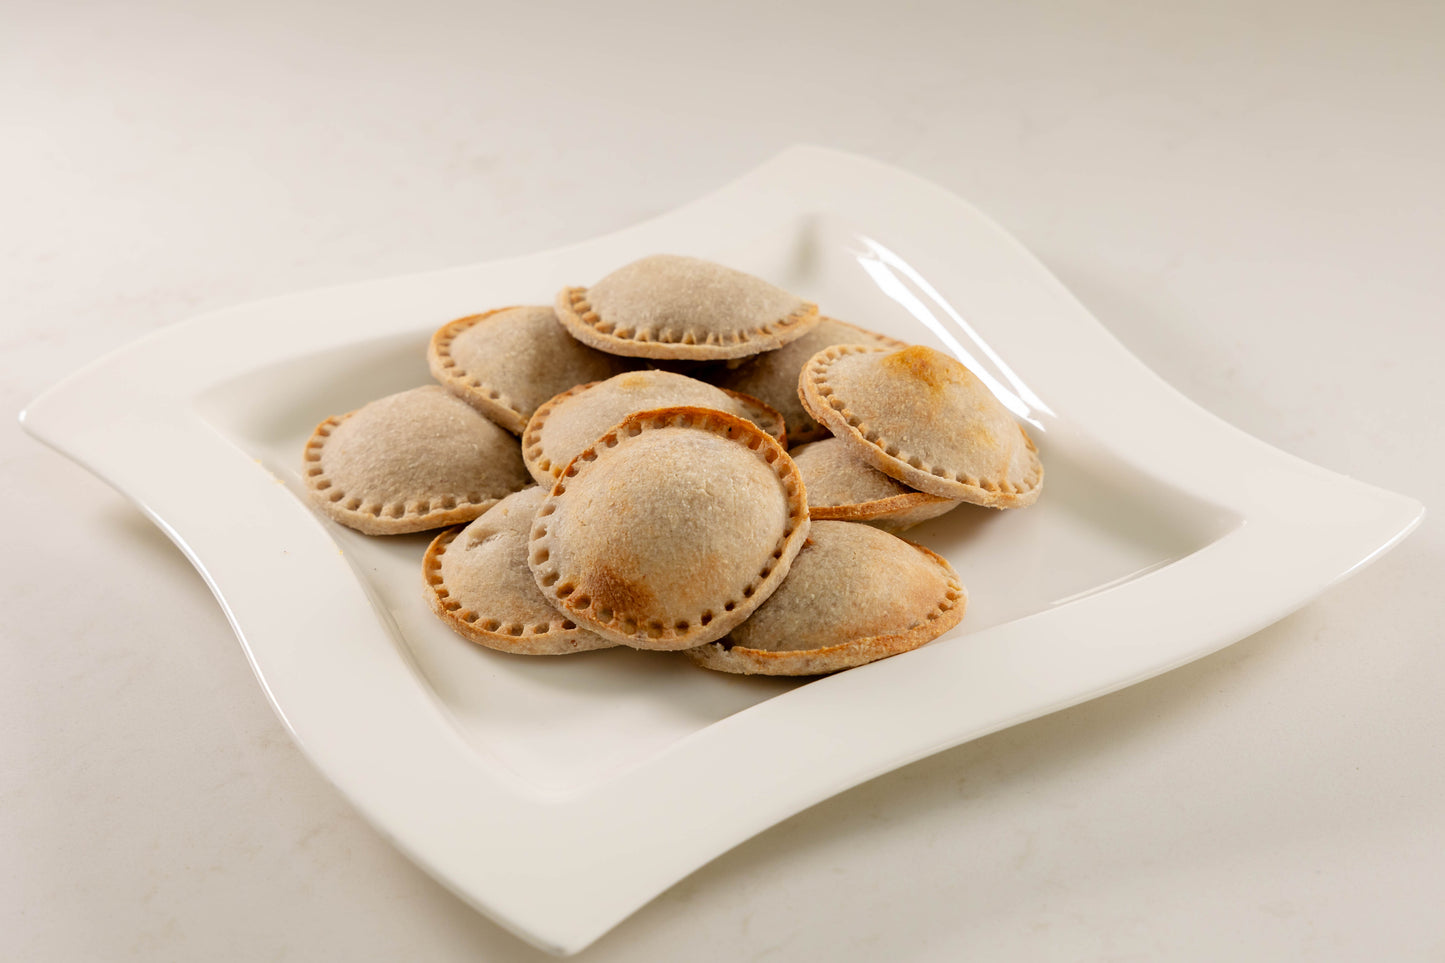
[
  {"x1": 799, "y1": 344, "x2": 1042, "y2": 507},
  {"x1": 528, "y1": 406, "x2": 810, "y2": 650}
]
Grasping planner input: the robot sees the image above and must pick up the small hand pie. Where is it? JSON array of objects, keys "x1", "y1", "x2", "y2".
[
  {"x1": 800, "y1": 344, "x2": 1042, "y2": 507},
  {"x1": 428, "y1": 305, "x2": 636, "y2": 433},
  {"x1": 423, "y1": 487, "x2": 617, "y2": 655},
  {"x1": 687, "y1": 520, "x2": 965, "y2": 676},
  {"x1": 791, "y1": 438, "x2": 962, "y2": 533},
  {"x1": 302, "y1": 385, "x2": 531, "y2": 534},
  {"x1": 715, "y1": 318, "x2": 905, "y2": 445},
  {"x1": 528, "y1": 407, "x2": 810, "y2": 650},
  {"x1": 521, "y1": 370, "x2": 784, "y2": 485},
  {"x1": 555, "y1": 254, "x2": 820, "y2": 360}
]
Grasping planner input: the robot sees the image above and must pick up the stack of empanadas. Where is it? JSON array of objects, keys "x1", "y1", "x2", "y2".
[{"x1": 303, "y1": 254, "x2": 1042, "y2": 675}]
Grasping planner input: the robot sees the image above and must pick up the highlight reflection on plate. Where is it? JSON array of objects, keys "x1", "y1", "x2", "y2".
[{"x1": 21, "y1": 147, "x2": 1422, "y2": 955}]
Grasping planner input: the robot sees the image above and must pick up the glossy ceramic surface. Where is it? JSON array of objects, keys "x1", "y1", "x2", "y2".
[{"x1": 20, "y1": 147, "x2": 1423, "y2": 955}]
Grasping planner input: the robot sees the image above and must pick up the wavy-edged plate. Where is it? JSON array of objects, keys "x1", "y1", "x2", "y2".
[{"x1": 20, "y1": 147, "x2": 1423, "y2": 955}]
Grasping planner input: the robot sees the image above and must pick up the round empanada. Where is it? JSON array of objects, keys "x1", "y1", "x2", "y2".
[
  {"x1": 428, "y1": 305, "x2": 635, "y2": 433},
  {"x1": 555, "y1": 255, "x2": 819, "y2": 361},
  {"x1": 528, "y1": 406, "x2": 810, "y2": 650},
  {"x1": 799, "y1": 344, "x2": 1042, "y2": 507},
  {"x1": 687, "y1": 520, "x2": 965, "y2": 675},
  {"x1": 423, "y1": 487, "x2": 617, "y2": 655},
  {"x1": 302, "y1": 385, "x2": 530, "y2": 534}
]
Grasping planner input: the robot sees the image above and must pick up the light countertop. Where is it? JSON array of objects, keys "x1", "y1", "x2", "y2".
[{"x1": 5, "y1": 1, "x2": 1443, "y2": 959}]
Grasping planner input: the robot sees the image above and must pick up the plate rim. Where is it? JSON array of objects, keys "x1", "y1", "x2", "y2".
[{"x1": 19, "y1": 145, "x2": 1425, "y2": 955}]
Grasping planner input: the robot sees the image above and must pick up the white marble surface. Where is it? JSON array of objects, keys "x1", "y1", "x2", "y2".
[{"x1": 5, "y1": 1, "x2": 1442, "y2": 959}]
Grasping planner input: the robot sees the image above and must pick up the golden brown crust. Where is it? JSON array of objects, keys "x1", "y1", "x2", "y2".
[
  {"x1": 302, "y1": 386, "x2": 531, "y2": 535},
  {"x1": 422, "y1": 495, "x2": 618, "y2": 655},
  {"x1": 519, "y1": 372, "x2": 786, "y2": 486},
  {"x1": 553, "y1": 255, "x2": 821, "y2": 360},
  {"x1": 686, "y1": 530, "x2": 966, "y2": 676},
  {"x1": 799, "y1": 344, "x2": 1043, "y2": 507},
  {"x1": 528, "y1": 406, "x2": 810, "y2": 650}
]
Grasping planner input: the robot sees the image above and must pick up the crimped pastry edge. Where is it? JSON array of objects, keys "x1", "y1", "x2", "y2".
[
  {"x1": 527, "y1": 405, "x2": 811, "y2": 650},
  {"x1": 798, "y1": 343, "x2": 1043, "y2": 508},
  {"x1": 422, "y1": 526, "x2": 618, "y2": 655},
  {"x1": 426, "y1": 307, "x2": 532, "y2": 434},
  {"x1": 555, "y1": 284, "x2": 821, "y2": 361},
  {"x1": 520, "y1": 377, "x2": 788, "y2": 486},
  {"x1": 302, "y1": 412, "x2": 512, "y2": 535},
  {"x1": 686, "y1": 538, "x2": 966, "y2": 675},
  {"x1": 809, "y1": 489, "x2": 962, "y2": 533}
]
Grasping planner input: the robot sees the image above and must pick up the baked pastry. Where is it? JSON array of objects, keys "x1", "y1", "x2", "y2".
[
  {"x1": 302, "y1": 385, "x2": 531, "y2": 534},
  {"x1": 423, "y1": 487, "x2": 617, "y2": 655},
  {"x1": 428, "y1": 306, "x2": 635, "y2": 433},
  {"x1": 528, "y1": 406, "x2": 810, "y2": 650},
  {"x1": 555, "y1": 254, "x2": 820, "y2": 360},
  {"x1": 687, "y1": 520, "x2": 965, "y2": 675},
  {"x1": 520, "y1": 370, "x2": 785, "y2": 486},
  {"x1": 791, "y1": 438, "x2": 962, "y2": 532},
  {"x1": 715, "y1": 318, "x2": 905, "y2": 445},
  {"x1": 799, "y1": 344, "x2": 1042, "y2": 507}
]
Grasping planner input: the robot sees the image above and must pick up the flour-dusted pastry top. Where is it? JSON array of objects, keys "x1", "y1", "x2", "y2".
[
  {"x1": 800, "y1": 344, "x2": 1042, "y2": 507},
  {"x1": 555, "y1": 254, "x2": 820, "y2": 360},
  {"x1": 520, "y1": 369, "x2": 784, "y2": 485},
  {"x1": 302, "y1": 385, "x2": 531, "y2": 535},
  {"x1": 715, "y1": 318, "x2": 905, "y2": 445},
  {"x1": 423, "y1": 487, "x2": 617, "y2": 655},
  {"x1": 528, "y1": 406, "x2": 810, "y2": 650},
  {"x1": 428, "y1": 306, "x2": 636, "y2": 433},
  {"x1": 688, "y1": 520, "x2": 966, "y2": 675}
]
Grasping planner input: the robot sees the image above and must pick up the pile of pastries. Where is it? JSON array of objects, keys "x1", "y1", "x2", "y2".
[{"x1": 301, "y1": 255, "x2": 1042, "y2": 675}]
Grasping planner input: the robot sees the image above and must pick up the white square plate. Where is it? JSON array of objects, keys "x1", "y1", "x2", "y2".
[{"x1": 21, "y1": 147, "x2": 1423, "y2": 955}]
